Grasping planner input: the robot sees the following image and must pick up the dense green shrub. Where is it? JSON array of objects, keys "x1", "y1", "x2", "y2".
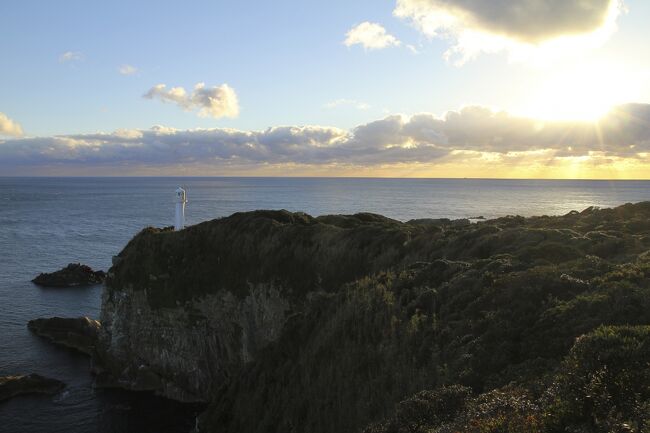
[
  {"x1": 545, "y1": 325, "x2": 650, "y2": 432},
  {"x1": 362, "y1": 385, "x2": 472, "y2": 433}
]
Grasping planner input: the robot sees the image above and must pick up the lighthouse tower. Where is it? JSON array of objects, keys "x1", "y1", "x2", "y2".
[{"x1": 174, "y1": 187, "x2": 187, "y2": 231}]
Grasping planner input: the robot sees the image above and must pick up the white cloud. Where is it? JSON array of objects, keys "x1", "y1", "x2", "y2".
[
  {"x1": 113, "y1": 128, "x2": 143, "y2": 139},
  {"x1": 143, "y1": 82, "x2": 240, "y2": 119},
  {"x1": 394, "y1": 0, "x2": 623, "y2": 64},
  {"x1": 344, "y1": 22, "x2": 401, "y2": 50},
  {"x1": 324, "y1": 99, "x2": 371, "y2": 110},
  {"x1": 118, "y1": 64, "x2": 138, "y2": 75},
  {"x1": 405, "y1": 44, "x2": 419, "y2": 54},
  {"x1": 59, "y1": 51, "x2": 83, "y2": 63},
  {"x1": 0, "y1": 112, "x2": 23, "y2": 137},
  {"x1": 1, "y1": 104, "x2": 649, "y2": 172}
]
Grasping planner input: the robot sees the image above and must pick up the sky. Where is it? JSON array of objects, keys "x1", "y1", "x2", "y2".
[{"x1": 1, "y1": 0, "x2": 650, "y2": 178}]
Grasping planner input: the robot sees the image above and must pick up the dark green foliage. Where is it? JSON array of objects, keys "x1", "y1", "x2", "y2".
[
  {"x1": 107, "y1": 202, "x2": 650, "y2": 433},
  {"x1": 202, "y1": 260, "x2": 650, "y2": 432},
  {"x1": 362, "y1": 385, "x2": 472, "y2": 433},
  {"x1": 438, "y1": 387, "x2": 544, "y2": 433},
  {"x1": 370, "y1": 326, "x2": 650, "y2": 433},
  {"x1": 545, "y1": 325, "x2": 650, "y2": 432},
  {"x1": 107, "y1": 210, "x2": 418, "y2": 307}
]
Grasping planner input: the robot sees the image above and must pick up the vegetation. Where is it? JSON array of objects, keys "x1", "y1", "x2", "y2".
[{"x1": 108, "y1": 202, "x2": 650, "y2": 433}]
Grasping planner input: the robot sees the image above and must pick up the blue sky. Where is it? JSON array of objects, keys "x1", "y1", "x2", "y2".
[
  {"x1": 3, "y1": 0, "x2": 435, "y2": 134},
  {"x1": 1, "y1": 0, "x2": 650, "y2": 177}
]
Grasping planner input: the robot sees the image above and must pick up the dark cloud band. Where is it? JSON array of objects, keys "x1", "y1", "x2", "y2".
[{"x1": 0, "y1": 104, "x2": 648, "y2": 170}]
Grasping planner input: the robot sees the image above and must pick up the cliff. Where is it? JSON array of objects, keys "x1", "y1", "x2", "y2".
[
  {"x1": 96, "y1": 203, "x2": 650, "y2": 432},
  {"x1": 96, "y1": 211, "x2": 418, "y2": 401}
]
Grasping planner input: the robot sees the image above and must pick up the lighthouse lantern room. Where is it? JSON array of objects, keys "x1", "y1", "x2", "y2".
[{"x1": 174, "y1": 187, "x2": 187, "y2": 231}]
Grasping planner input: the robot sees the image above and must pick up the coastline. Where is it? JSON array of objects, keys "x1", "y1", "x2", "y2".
[{"x1": 3, "y1": 177, "x2": 650, "y2": 432}]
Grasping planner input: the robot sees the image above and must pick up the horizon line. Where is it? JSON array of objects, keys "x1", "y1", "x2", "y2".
[{"x1": 1, "y1": 175, "x2": 650, "y2": 182}]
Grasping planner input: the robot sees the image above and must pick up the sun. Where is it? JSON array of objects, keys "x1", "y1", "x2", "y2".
[{"x1": 522, "y1": 62, "x2": 641, "y2": 122}]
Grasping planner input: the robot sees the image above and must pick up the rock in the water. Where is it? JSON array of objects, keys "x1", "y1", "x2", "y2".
[
  {"x1": 28, "y1": 317, "x2": 100, "y2": 355},
  {"x1": 0, "y1": 374, "x2": 65, "y2": 402},
  {"x1": 32, "y1": 263, "x2": 105, "y2": 287}
]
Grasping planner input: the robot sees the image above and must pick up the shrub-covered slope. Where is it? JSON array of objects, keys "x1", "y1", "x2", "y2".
[{"x1": 102, "y1": 203, "x2": 650, "y2": 432}]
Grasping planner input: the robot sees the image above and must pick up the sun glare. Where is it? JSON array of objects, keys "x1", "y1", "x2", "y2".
[{"x1": 522, "y1": 63, "x2": 640, "y2": 122}]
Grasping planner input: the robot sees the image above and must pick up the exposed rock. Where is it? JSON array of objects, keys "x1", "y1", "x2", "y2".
[
  {"x1": 32, "y1": 263, "x2": 105, "y2": 287},
  {"x1": 28, "y1": 317, "x2": 100, "y2": 355},
  {"x1": 0, "y1": 374, "x2": 65, "y2": 402}
]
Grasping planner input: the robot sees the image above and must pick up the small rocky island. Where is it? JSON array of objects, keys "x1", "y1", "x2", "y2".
[
  {"x1": 32, "y1": 263, "x2": 105, "y2": 288},
  {"x1": 35, "y1": 203, "x2": 650, "y2": 432},
  {"x1": 0, "y1": 374, "x2": 65, "y2": 402},
  {"x1": 28, "y1": 317, "x2": 100, "y2": 355}
]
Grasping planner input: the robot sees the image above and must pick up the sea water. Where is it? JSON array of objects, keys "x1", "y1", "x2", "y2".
[{"x1": 1, "y1": 177, "x2": 650, "y2": 432}]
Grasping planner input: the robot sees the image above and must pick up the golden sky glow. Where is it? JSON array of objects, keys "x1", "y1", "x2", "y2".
[
  {"x1": 519, "y1": 61, "x2": 645, "y2": 121},
  {"x1": 1, "y1": 0, "x2": 650, "y2": 178}
]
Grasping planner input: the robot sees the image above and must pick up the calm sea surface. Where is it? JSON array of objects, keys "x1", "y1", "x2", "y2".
[{"x1": 1, "y1": 177, "x2": 650, "y2": 432}]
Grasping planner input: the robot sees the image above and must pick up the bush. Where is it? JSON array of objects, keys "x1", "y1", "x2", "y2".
[{"x1": 545, "y1": 325, "x2": 650, "y2": 432}]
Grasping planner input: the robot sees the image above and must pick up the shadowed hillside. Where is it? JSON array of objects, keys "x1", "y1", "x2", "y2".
[{"x1": 99, "y1": 202, "x2": 650, "y2": 433}]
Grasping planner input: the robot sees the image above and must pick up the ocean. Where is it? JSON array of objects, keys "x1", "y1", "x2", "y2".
[{"x1": 1, "y1": 176, "x2": 650, "y2": 432}]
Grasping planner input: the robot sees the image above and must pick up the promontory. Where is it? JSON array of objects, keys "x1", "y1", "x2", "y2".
[{"x1": 93, "y1": 203, "x2": 650, "y2": 433}]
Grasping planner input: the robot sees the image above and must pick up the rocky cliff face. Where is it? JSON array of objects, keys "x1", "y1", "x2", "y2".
[
  {"x1": 97, "y1": 281, "x2": 292, "y2": 401},
  {"x1": 95, "y1": 204, "x2": 650, "y2": 433}
]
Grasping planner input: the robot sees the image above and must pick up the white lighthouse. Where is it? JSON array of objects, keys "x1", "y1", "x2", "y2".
[{"x1": 174, "y1": 187, "x2": 187, "y2": 231}]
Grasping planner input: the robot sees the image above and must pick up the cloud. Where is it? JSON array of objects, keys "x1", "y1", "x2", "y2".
[
  {"x1": 118, "y1": 64, "x2": 138, "y2": 75},
  {"x1": 394, "y1": 0, "x2": 623, "y2": 64},
  {"x1": 344, "y1": 22, "x2": 401, "y2": 50},
  {"x1": 405, "y1": 44, "x2": 419, "y2": 54},
  {"x1": 59, "y1": 51, "x2": 83, "y2": 63},
  {"x1": 0, "y1": 112, "x2": 23, "y2": 137},
  {"x1": 143, "y1": 82, "x2": 240, "y2": 119},
  {"x1": 324, "y1": 99, "x2": 371, "y2": 110},
  {"x1": 113, "y1": 128, "x2": 144, "y2": 139},
  {"x1": 1, "y1": 103, "x2": 649, "y2": 175}
]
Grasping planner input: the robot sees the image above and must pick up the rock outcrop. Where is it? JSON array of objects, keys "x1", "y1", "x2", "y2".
[
  {"x1": 0, "y1": 374, "x2": 65, "y2": 402},
  {"x1": 94, "y1": 203, "x2": 650, "y2": 433},
  {"x1": 96, "y1": 211, "x2": 412, "y2": 402},
  {"x1": 32, "y1": 263, "x2": 105, "y2": 287},
  {"x1": 28, "y1": 317, "x2": 100, "y2": 355}
]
